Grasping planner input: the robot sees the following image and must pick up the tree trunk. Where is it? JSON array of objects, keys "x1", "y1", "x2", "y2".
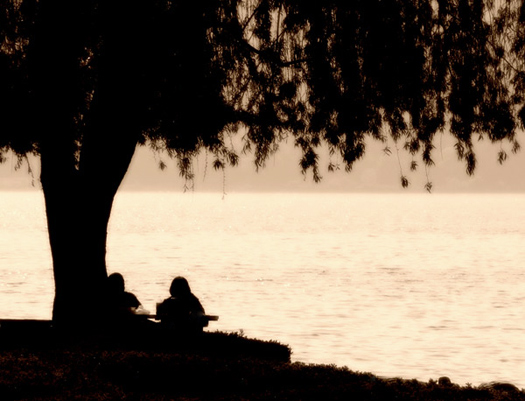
[
  {"x1": 37, "y1": 78, "x2": 140, "y2": 328},
  {"x1": 32, "y1": 0, "x2": 146, "y2": 328},
  {"x1": 40, "y1": 129, "x2": 137, "y2": 328},
  {"x1": 42, "y1": 170, "x2": 113, "y2": 326},
  {"x1": 38, "y1": 75, "x2": 139, "y2": 327}
]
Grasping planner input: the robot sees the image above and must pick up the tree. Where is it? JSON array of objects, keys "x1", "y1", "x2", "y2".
[{"x1": 0, "y1": 0, "x2": 521, "y2": 326}]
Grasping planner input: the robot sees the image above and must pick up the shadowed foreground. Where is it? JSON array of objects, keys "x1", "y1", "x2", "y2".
[{"x1": 0, "y1": 321, "x2": 523, "y2": 400}]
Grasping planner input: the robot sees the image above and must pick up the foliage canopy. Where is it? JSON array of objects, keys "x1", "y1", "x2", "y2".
[{"x1": 1, "y1": 0, "x2": 524, "y2": 188}]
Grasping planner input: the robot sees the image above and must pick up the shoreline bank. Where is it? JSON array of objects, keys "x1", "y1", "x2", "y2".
[{"x1": 0, "y1": 324, "x2": 522, "y2": 400}]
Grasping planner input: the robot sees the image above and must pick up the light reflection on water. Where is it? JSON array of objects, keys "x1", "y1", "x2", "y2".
[{"x1": 1, "y1": 191, "x2": 525, "y2": 388}]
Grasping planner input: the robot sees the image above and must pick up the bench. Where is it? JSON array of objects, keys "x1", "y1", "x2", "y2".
[{"x1": 141, "y1": 314, "x2": 219, "y2": 326}]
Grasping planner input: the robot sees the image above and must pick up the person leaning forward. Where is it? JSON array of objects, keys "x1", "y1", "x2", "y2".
[{"x1": 157, "y1": 276, "x2": 206, "y2": 335}]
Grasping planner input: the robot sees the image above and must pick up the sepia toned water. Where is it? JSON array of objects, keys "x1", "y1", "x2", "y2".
[{"x1": 1, "y1": 190, "x2": 525, "y2": 388}]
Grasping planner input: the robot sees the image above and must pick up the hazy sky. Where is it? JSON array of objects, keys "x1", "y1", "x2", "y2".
[{"x1": 1, "y1": 132, "x2": 524, "y2": 193}]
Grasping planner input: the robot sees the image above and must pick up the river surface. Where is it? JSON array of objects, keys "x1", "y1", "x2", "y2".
[{"x1": 1, "y1": 190, "x2": 524, "y2": 388}]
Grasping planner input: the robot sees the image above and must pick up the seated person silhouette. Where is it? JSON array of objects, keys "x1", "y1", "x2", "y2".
[
  {"x1": 157, "y1": 276, "x2": 206, "y2": 335},
  {"x1": 106, "y1": 272, "x2": 142, "y2": 320}
]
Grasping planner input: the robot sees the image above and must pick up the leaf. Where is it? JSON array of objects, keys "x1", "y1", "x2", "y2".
[
  {"x1": 465, "y1": 152, "x2": 476, "y2": 176},
  {"x1": 328, "y1": 162, "x2": 340, "y2": 172},
  {"x1": 498, "y1": 150, "x2": 507, "y2": 165},
  {"x1": 213, "y1": 159, "x2": 224, "y2": 170},
  {"x1": 454, "y1": 143, "x2": 465, "y2": 160}
]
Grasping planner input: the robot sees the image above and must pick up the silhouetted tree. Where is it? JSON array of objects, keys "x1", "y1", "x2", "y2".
[{"x1": 0, "y1": 0, "x2": 521, "y2": 325}]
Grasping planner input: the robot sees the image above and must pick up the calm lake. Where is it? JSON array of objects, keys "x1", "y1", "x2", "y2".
[{"x1": 1, "y1": 190, "x2": 524, "y2": 388}]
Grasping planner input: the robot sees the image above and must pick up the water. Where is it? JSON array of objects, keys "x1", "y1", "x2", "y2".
[{"x1": 1, "y1": 190, "x2": 525, "y2": 388}]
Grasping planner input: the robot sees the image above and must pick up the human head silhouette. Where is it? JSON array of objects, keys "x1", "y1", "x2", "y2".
[
  {"x1": 170, "y1": 276, "x2": 191, "y2": 297},
  {"x1": 108, "y1": 272, "x2": 125, "y2": 294}
]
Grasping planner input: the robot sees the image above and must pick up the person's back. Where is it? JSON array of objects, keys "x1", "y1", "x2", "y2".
[
  {"x1": 106, "y1": 273, "x2": 142, "y2": 326},
  {"x1": 157, "y1": 276, "x2": 205, "y2": 335}
]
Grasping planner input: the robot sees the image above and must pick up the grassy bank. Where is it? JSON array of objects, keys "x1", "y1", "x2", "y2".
[{"x1": 0, "y1": 327, "x2": 523, "y2": 400}]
